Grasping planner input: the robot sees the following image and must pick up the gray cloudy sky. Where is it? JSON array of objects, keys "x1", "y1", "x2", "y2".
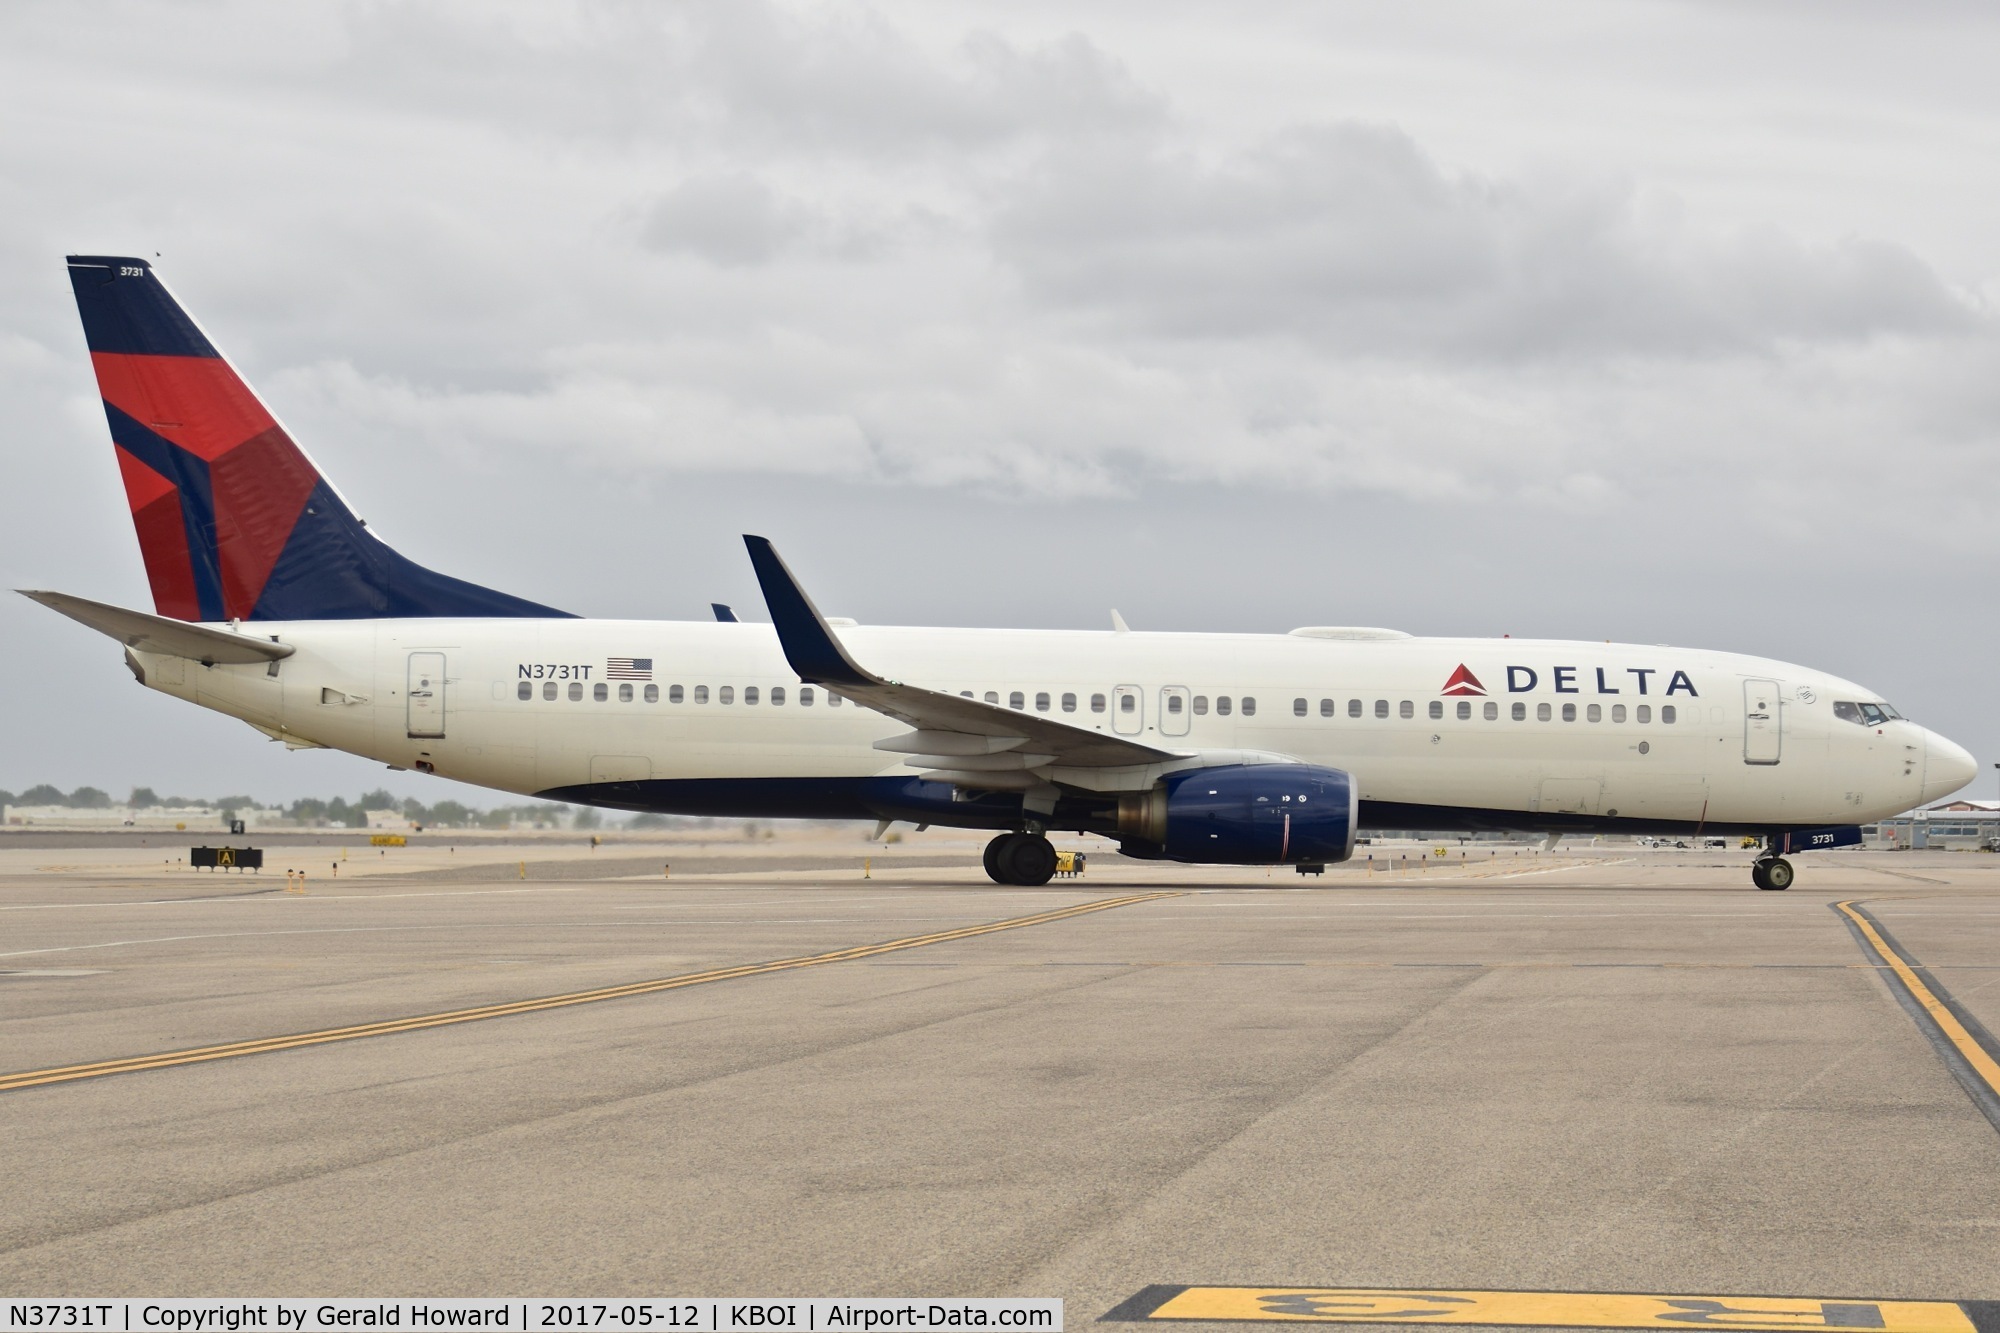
[{"x1": 3, "y1": 0, "x2": 1998, "y2": 808}]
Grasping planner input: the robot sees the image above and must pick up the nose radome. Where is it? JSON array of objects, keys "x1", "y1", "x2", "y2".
[{"x1": 1921, "y1": 731, "x2": 1978, "y2": 804}]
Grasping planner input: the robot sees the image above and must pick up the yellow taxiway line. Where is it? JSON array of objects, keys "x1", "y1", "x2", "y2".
[
  {"x1": 1105, "y1": 1285, "x2": 1985, "y2": 1333},
  {"x1": 0, "y1": 890, "x2": 1177, "y2": 1093},
  {"x1": 1834, "y1": 899, "x2": 2000, "y2": 1110}
]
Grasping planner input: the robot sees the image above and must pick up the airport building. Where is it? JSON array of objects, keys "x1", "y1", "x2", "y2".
[
  {"x1": 1, "y1": 803, "x2": 285, "y2": 830},
  {"x1": 1867, "y1": 799, "x2": 2000, "y2": 850}
]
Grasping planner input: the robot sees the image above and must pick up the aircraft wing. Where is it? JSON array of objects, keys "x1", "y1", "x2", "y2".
[
  {"x1": 20, "y1": 589, "x2": 295, "y2": 664},
  {"x1": 743, "y1": 536, "x2": 1176, "y2": 776}
]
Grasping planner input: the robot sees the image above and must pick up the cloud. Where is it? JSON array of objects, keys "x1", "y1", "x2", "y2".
[
  {"x1": 993, "y1": 124, "x2": 1980, "y2": 359},
  {"x1": 640, "y1": 173, "x2": 805, "y2": 266}
]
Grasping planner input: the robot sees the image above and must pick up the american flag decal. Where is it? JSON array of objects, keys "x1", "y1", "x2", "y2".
[{"x1": 606, "y1": 657, "x2": 654, "y2": 680}]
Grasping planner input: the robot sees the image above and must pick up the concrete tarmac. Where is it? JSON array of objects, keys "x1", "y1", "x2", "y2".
[{"x1": 2, "y1": 845, "x2": 1997, "y2": 1315}]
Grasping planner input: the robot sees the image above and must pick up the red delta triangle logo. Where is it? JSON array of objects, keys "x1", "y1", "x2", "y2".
[{"x1": 1441, "y1": 664, "x2": 1486, "y2": 696}]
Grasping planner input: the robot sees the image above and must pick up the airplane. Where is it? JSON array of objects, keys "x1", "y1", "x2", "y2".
[{"x1": 25, "y1": 255, "x2": 1979, "y2": 890}]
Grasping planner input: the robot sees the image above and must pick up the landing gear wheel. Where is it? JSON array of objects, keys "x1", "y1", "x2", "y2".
[
  {"x1": 982, "y1": 835, "x2": 1009, "y2": 884},
  {"x1": 1752, "y1": 857, "x2": 1794, "y2": 890},
  {"x1": 997, "y1": 832, "x2": 1059, "y2": 886}
]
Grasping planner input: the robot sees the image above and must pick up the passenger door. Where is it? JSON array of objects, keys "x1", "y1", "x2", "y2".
[
  {"x1": 407, "y1": 652, "x2": 446, "y2": 739},
  {"x1": 1159, "y1": 685, "x2": 1190, "y2": 737},
  {"x1": 1112, "y1": 684, "x2": 1144, "y2": 736},
  {"x1": 1743, "y1": 678, "x2": 1781, "y2": 765}
]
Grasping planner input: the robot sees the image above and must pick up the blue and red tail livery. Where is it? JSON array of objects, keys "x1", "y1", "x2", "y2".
[{"x1": 65, "y1": 255, "x2": 570, "y2": 622}]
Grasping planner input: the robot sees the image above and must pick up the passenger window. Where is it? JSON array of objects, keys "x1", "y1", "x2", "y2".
[
  {"x1": 1637, "y1": 705, "x2": 1651, "y2": 723},
  {"x1": 1586, "y1": 703, "x2": 1600, "y2": 722},
  {"x1": 517, "y1": 681, "x2": 532, "y2": 701},
  {"x1": 1561, "y1": 702, "x2": 1575, "y2": 722},
  {"x1": 719, "y1": 686, "x2": 734, "y2": 705},
  {"x1": 985, "y1": 691, "x2": 1000, "y2": 705},
  {"x1": 644, "y1": 683, "x2": 659, "y2": 703},
  {"x1": 1217, "y1": 697, "x2": 1233, "y2": 716},
  {"x1": 1241, "y1": 697, "x2": 1256, "y2": 717},
  {"x1": 1349, "y1": 699, "x2": 1362, "y2": 718},
  {"x1": 619, "y1": 683, "x2": 633, "y2": 703},
  {"x1": 1456, "y1": 700, "x2": 1471, "y2": 720},
  {"x1": 1192, "y1": 695, "x2": 1209, "y2": 715},
  {"x1": 1399, "y1": 700, "x2": 1413, "y2": 719},
  {"x1": 594, "y1": 682, "x2": 609, "y2": 702},
  {"x1": 1611, "y1": 703, "x2": 1625, "y2": 722},
  {"x1": 1294, "y1": 698, "x2": 1308, "y2": 717},
  {"x1": 1661, "y1": 704, "x2": 1675, "y2": 723},
  {"x1": 1483, "y1": 701, "x2": 1497, "y2": 720},
  {"x1": 669, "y1": 684, "x2": 684, "y2": 703},
  {"x1": 1120, "y1": 693, "x2": 1136, "y2": 713},
  {"x1": 1167, "y1": 695, "x2": 1184, "y2": 715},
  {"x1": 1537, "y1": 702, "x2": 1551, "y2": 721},
  {"x1": 569, "y1": 682, "x2": 584, "y2": 701},
  {"x1": 1061, "y1": 692, "x2": 1077, "y2": 712},
  {"x1": 772, "y1": 686, "x2": 785, "y2": 705},
  {"x1": 1512, "y1": 702, "x2": 1526, "y2": 721},
  {"x1": 1428, "y1": 700, "x2": 1442, "y2": 720},
  {"x1": 1375, "y1": 700, "x2": 1388, "y2": 719},
  {"x1": 744, "y1": 686, "x2": 759, "y2": 705},
  {"x1": 544, "y1": 681, "x2": 557, "y2": 701},
  {"x1": 1091, "y1": 693, "x2": 1107, "y2": 713},
  {"x1": 960, "y1": 691, "x2": 973, "y2": 698},
  {"x1": 693, "y1": 685, "x2": 709, "y2": 704},
  {"x1": 1036, "y1": 692, "x2": 1050, "y2": 712},
  {"x1": 1010, "y1": 691, "x2": 1025, "y2": 710},
  {"x1": 828, "y1": 693, "x2": 841, "y2": 707},
  {"x1": 1320, "y1": 699, "x2": 1334, "y2": 717},
  {"x1": 800, "y1": 687, "x2": 814, "y2": 706}
]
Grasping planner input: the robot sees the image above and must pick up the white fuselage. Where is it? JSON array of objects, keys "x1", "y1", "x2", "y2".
[{"x1": 127, "y1": 618, "x2": 1973, "y2": 834}]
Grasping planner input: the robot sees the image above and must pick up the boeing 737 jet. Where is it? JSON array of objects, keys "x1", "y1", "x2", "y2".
[{"x1": 26, "y1": 256, "x2": 1978, "y2": 888}]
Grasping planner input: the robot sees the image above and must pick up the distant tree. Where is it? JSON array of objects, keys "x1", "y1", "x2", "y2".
[
  {"x1": 628, "y1": 812, "x2": 672, "y2": 829},
  {"x1": 214, "y1": 794, "x2": 259, "y2": 815},
  {"x1": 357, "y1": 788, "x2": 399, "y2": 811},
  {"x1": 129, "y1": 786, "x2": 161, "y2": 809},
  {"x1": 0, "y1": 790, "x2": 14, "y2": 809},
  {"x1": 427, "y1": 800, "x2": 472, "y2": 827},
  {"x1": 478, "y1": 806, "x2": 514, "y2": 829},
  {"x1": 401, "y1": 797, "x2": 431, "y2": 823},
  {"x1": 288, "y1": 797, "x2": 329, "y2": 824},
  {"x1": 572, "y1": 806, "x2": 602, "y2": 830},
  {"x1": 19, "y1": 784, "x2": 68, "y2": 806},
  {"x1": 69, "y1": 787, "x2": 114, "y2": 808}
]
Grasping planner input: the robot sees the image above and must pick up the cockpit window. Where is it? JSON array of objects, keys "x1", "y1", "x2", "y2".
[
  {"x1": 1834, "y1": 700, "x2": 1902, "y2": 726},
  {"x1": 1833, "y1": 701, "x2": 1863, "y2": 725}
]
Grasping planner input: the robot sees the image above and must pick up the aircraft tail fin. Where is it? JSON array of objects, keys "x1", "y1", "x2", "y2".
[{"x1": 64, "y1": 255, "x2": 571, "y2": 622}]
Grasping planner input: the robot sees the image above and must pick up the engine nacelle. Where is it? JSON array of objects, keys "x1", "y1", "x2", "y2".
[{"x1": 1116, "y1": 763, "x2": 1358, "y2": 865}]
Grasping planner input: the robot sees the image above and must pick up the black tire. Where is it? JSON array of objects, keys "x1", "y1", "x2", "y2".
[
  {"x1": 1000, "y1": 833, "x2": 1059, "y2": 886},
  {"x1": 1764, "y1": 857, "x2": 1794, "y2": 890},
  {"x1": 1752, "y1": 860, "x2": 1774, "y2": 890},
  {"x1": 982, "y1": 835, "x2": 1011, "y2": 884}
]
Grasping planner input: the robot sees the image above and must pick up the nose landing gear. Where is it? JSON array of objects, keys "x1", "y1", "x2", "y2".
[
  {"x1": 983, "y1": 831, "x2": 1059, "y2": 886},
  {"x1": 1752, "y1": 857, "x2": 1794, "y2": 891}
]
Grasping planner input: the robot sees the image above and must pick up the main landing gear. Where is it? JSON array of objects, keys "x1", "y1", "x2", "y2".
[
  {"x1": 984, "y1": 832, "x2": 1058, "y2": 886},
  {"x1": 1751, "y1": 857, "x2": 1795, "y2": 891}
]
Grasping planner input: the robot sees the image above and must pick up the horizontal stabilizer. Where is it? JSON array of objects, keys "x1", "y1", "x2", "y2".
[{"x1": 19, "y1": 589, "x2": 294, "y2": 664}]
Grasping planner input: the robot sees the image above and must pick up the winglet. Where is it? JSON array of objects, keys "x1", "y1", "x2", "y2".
[
  {"x1": 742, "y1": 536, "x2": 876, "y2": 687},
  {"x1": 711, "y1": 602, "x2": 739, "y2": 623}
]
